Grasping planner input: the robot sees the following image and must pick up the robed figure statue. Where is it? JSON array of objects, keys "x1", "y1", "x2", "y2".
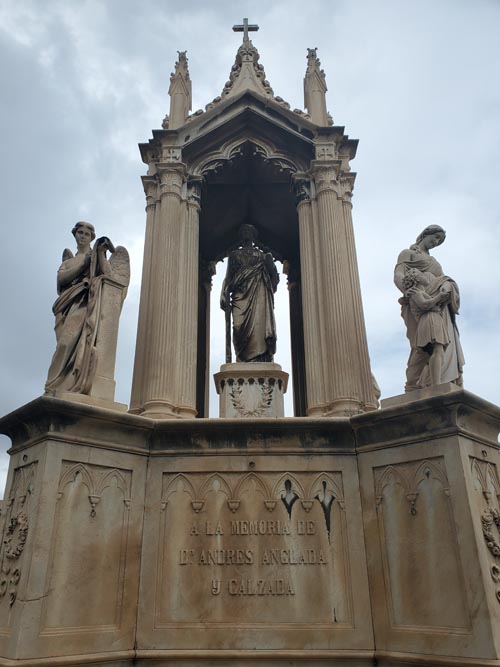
[
  {"x1": 45, "y1": 221, "x2": 129, "y2": 396},
  {"x1": 394, "y1": 224, "x2": 464, "y2": 391},
  {"x1": 221, "y1": 224, "x2": 279, "y2": 363}
]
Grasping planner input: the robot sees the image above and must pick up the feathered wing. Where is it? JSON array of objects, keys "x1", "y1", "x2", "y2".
[
  {"x1": 109, "y1": 246, "x2": 131, "y2": 294},
  {"x1": 62, "y1": 248, "x2": 74, "y2": 261}
]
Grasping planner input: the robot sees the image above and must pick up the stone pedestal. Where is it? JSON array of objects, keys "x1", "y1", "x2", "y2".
[
  {"x1": 0, "y1": 390, "x2": 499, "y2": 666},
  {"x1": 214, "y1": 363, "x2": 289, "y2": 418}
]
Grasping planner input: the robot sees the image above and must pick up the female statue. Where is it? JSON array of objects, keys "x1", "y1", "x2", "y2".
[
  {"x1": 394, "y1": 225, "x2": 464, "y2": 391},
  {"x1": 45, "y1": 221, "x2": 125, "y2": 395},
  {"x1": 220, "y1": 224, "x2": 279, "y2": 362}
]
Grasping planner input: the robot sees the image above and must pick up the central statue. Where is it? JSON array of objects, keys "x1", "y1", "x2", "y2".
[{"x1": 220, "y1": 224, "x2": 279, "y2": 363}]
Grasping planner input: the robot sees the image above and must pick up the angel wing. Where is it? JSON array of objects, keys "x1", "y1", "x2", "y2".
[
  {"x1": 109, "y1": 246, "x2": 131, "y2": 290},
  {"x1": 62, "y1": 248, "x2": 74, "y2": 262}
]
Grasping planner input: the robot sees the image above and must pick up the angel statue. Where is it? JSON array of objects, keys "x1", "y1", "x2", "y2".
[{"x1": 45, "y1": 221, "x2": 130, "y2": 397}]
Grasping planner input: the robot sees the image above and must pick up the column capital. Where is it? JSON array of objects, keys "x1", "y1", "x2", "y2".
[
  {"x1": 291, "y1": 173, "x2": 312, "y2": 206},
  {"x1": 340, "y1": 172, "x2": 356, "y2": 205},
  {"x1": 282, "y1": 259, "x2": 301, "y2": 287},
  {"x1": 199, "y1": 259, "x2": 216, "y2": 287},
  {"x1": 187, "y1": 176, "x2": 204, "y2": 209},
  {"x1": 157, "y1": 162, "x2": 186, "y2": 198},
  {"x1": 141, "y1": 175, "x2": 159, "y2": 210},
  {"x1": 310, "y1": 160, "x2": 342, "y2": 196}
]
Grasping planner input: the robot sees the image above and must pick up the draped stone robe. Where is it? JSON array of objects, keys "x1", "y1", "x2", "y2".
[{"x1": 222, "y1": 245, "x2": 279, "y2": 362}]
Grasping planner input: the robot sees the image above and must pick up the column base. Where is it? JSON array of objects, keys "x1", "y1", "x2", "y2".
[{"x1": 140, "y1": 399, "x2": 197, "y2": 419}]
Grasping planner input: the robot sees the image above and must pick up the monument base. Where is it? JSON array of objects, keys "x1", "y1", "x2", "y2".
[
  {"x1": 214, "y1": 362, "x2": 289, "y2": 418},
  {"x1": 50, "y1": 389, "x2": 128, "y2": 412},
  {"x1": 0, "y1": 390, "x2": 499, "y2": 666}
]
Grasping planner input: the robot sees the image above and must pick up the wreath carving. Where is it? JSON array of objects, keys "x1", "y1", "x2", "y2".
[
  {"x1": 4, "y1": 511, "x2": 29, "y2": 560},
  {"x1": 481, "y1": 506, "x2": 500, "y2": 558},
  {"x1": 229, "y1": 381, "x2": 274, "y2": 418}
]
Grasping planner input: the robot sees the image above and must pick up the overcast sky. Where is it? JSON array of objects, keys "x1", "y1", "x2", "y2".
[{"x1": 0, "y1": 0, "x2": 499, "y2": 495}]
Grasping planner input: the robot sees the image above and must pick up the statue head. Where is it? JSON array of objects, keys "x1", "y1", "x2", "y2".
[
  {"x1": 415, "y1": 224, "x2": 446, "y2": 247},
  {"x1": 238, "y1": 224, "x2": 258, "y2": 244},
  {"x1": 72, "y1": 221, "x2": 96, "y2": 241}
]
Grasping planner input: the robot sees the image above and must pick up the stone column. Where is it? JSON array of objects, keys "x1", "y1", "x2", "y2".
[
  {"x1": 196, "y1": 261, "x2": 215, "y2": 418},
  {"x1": 130, "y1": 177, "x2": 158, "y2": 413},
  {"x1": 140, "y1": 163, "x2": 186, "y2": 418},
  {"x1": 173, "y1": 179, "x2": 202, "y2": 418},
  {"x1": 284, "y1": 260, "x2": 307, "y2": 417},
  {"x1": 294, "y1": 177, "x2": 328, "y2": 416},
  {"x1": 311, "y1": 159, "x2": 375, "y2": 415},
  {"x1": 340, "y1": 172, "x2": 378, "y2": 410}
]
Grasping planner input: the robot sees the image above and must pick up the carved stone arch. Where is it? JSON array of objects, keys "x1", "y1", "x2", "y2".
[
  {"x1": 486, "y1": 463, "x2": 500, "y2": 498},
  {"x1": 190, "y1": 134, "x2": 306, "y2": 178},
  {"x1": 20, "y1": 463, "x2": 37, "y2": 495},
  {"x1": 234, "y1": 472, "x2": 271, "y2": 501},
  {"x1": 57, "y1": 463, "x2": 95, "y2": 497},
  {"x1": 307, "y1": 473, "x2": 344, "y2": 504},
  {"x1": 162, "y1": 474, "x2": 197, "y2": 503},
  {"x1": 375, "y1": 465, "x2": 411, "y2": 499},
  {"x1": 471, "y1": 458, "x2": 488, "y2": 493},
  {"x1": 199, "y1": 473, "x2": 233, "y2": 500},
  {"x1": 272, "y1": 473, "x2": 306, "y2": 500},
  {"x1": 97, "y1": 469, "x2": 130, "y2": 499},
  {"x1": 412, "y1": 459, "x2": 449, "y2": 493}
]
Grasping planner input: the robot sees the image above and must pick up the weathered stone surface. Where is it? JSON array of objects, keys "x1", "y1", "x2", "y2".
[
  {"x1": 394, "y1": 225, "x2": 464, "y2": 392},
  {"x1": 214, "y1": 362, "x2": 288, "y2": 418},
  {"x1": 45, "y1": 222, "x2": 130, "y2": 411},
  {"x1": 0, "y1": 391, "x2": 499, "y2": 665}
]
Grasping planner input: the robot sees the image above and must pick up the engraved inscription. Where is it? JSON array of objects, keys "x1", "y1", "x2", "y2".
[{"x1": 157, "y1": 471, "x2": 352, "y2": 625}]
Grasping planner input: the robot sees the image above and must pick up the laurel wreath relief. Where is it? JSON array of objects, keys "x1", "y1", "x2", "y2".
[{"x1": 229, "y1": 380, "x2": 274, "y2": 417}]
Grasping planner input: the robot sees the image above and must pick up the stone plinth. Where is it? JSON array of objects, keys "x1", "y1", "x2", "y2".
[
  {"x1": 0, "y1": 390, "x2": 499, "y2": 666},
  {"x1": 214, "y1": 362, "x2": 289, "y2": 418},
  {"x1": 353, "y1": 389, "x2": 500, "y2": 666}
]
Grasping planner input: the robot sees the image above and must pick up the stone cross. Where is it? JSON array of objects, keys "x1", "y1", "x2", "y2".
[{"x1": 232, "y1": 18, "x2": 259, "y2": 43}]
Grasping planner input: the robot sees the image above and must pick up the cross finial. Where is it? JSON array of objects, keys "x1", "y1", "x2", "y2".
[{"x1": 232, "y1": 18, "x2": 259, "y2": 43}]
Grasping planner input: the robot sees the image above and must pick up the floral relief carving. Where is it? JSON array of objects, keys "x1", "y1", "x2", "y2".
[
  {"x1": 471, "y1": 457, "x2": 500, "y2": 601},
  {"x1": 0, "y1": 462, "x2": 37, "y2": 608},
  {"x1": 228, "y1": 378, "x2": 274, "y2": 417}
]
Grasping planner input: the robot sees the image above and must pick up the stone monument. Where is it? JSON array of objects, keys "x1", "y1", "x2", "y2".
[{"x1": 0, "y1": 18, "x2": 499, "y2": 667}]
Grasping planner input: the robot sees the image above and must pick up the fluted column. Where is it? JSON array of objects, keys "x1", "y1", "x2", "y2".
[
  {"x1": 284, "y1": 260, "x2": 307, "y2": 417},
  {"x1": 294, "y1": 177, "x2": 328, "y2": 416},
  {"x1": 140, "y1": 163, "x2": 186, "y2": 418},
  {"x1": 196, "y1": 261, "x2": 215, "y2": 418},
  {"x1": 340, "y1": 173, "x2": 378, "y2": 410},
  {"x1": 173, "y1": 179, "x2": 202, "y2": 417},
  {"x1": 130, "y1": 176, "x2": 159, "y2": 413},
  {"x1": 312, "y1": 159, "x2": 372, "y2": 415}
]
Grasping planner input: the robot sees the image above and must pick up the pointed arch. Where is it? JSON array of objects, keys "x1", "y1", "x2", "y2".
[
  {"x1": 272, "y1": 473, "x2": 306, "y2": 500},
  {"x1": 162, "y1": 473, "x2": 197, "y2": 502},
  {"x1": 199, "y1": 473, "x2": 233, "y2": 500},
  {"x1": 234, "y1": 472, "x2": 271, "y2": 501},
  {"x1": 57, "y1": 463, "x2": 95, "y2": 497}
]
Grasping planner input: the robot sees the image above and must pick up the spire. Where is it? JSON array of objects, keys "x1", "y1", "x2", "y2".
[
  {"x1": 168, "y1": 51, "x2": 192, "y2": 130},
  {"x1": 220, "y1": 19, "x2": 273, "y2": 100},
  {"x1": 303, "y1": 48, "x2": 329, "y2": 126}
]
